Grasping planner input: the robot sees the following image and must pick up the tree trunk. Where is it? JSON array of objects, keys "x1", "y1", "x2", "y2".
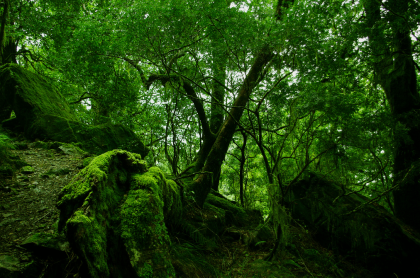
[
  {"x1": 239, "y1": 130, "x2": 247, "y2": 207},
  {"x1": 189, "y1": 45, "x2": 273, "y2": 207},
  {"x1": 364, "y1": 0, "x2": 420, "y2": 231},
  {"x1": 0, "y1": 0, "x2": 9, "y2": 65},
  {"x1": 209, "y1": 0, "x2": 228, "y2": 191}
]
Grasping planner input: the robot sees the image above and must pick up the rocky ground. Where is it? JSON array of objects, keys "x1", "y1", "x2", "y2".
[{"x1": 0, "y1": 141, "x2": 86, "y2": 277}]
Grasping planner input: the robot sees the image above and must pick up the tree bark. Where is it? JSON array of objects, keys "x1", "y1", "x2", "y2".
[
  {"x1": 364, "y1": 0, "x2": 420, "y2": 230},
  {"x1": 0, "y1": 0, "x2": 9, "y2": 65},
  {"x1": 208, "y1": 0, "x2": 228, "y2": 191}
]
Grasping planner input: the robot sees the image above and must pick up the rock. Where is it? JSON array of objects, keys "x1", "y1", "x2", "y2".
[
  {"x1": 37, "y1": 206, "x2": 47, "y2": 212},
  {"x1": 285, "y1": 171, "x2": 420, "y2": 277},
  {"x1": 13, "y1": 142, "x2": 28, "y2": 150},
  {"x1": 28, "y1": 141, "x2": 50, "y2": 149},
  {"x1": 58, "y1": 143, "x2": 85, "y2": 156},
  {"x1": 0, "y1": 255, "x2": 44, "y2": 278},
  {"x1": 21, "y1": 232, "x2": 70, "y2": 254},
  {"x1": 0, "y1": 204, "x2": 10, "y2": 210},
  {"x1": 20, "y1": 166, "x2": 34, "y2": 174},
  {"x1": 17, "y1": 176, "x2": 29, "y2": 182},
  {"x1": 0, "y1": 64, "x2": 148, "y2": 157},
  {"x1": 248, "y1": 259, "x2": 296, "y2": 278},
  {"x1": 0, "y1": 255, "x2": 20, "y2": 278},
  {"x1": 42, "y1": 167, "x2": 71, "y2": 177}
]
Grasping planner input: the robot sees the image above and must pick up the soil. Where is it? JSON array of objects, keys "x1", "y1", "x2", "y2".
[{"x1": 0, "y1": 141, "x2": 85, "y2": 275}]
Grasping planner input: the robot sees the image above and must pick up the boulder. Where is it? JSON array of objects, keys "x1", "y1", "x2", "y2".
[
  {"x1": 0, "y1": 64, "x2": 148, "y2": 157},
  {"x1": 285, "y1": 171, "x2": 420, "y2": 278}
]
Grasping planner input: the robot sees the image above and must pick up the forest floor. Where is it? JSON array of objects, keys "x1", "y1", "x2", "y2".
[
  {"x1": 0, "y1": 142, "x2": 373, "y2": 278},
  {"x1": 0, "y1": 142, "x2": 84, "y2": 276}
]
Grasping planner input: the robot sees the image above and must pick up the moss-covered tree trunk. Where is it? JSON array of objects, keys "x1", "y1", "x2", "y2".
[
  {"x1": 365, "y1": 0, "x2": 420, "y2": 231},
  {"x1": 57, "y1": 150, "x2": 182, "y2": 277},
  {"x1": 0, "y1": 0, "x2": 9, "y2": 65}
]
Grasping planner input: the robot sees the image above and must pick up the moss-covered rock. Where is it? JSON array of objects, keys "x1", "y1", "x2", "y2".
[
  {"x1": 285, "y1": 171, "x2": 420, "y2": 277},
  {"x1": 20, "y1": 232, "x2": 70, "y2": 253},
  {"x1": 20, "y1": 166, "x2": 34, "y2": 174},
  {"x1": 0, "y1": 64, "x2": 148, "y2": 157},
  {"x1": 0, "y1": 64, "x2": 77, "y2": 124},
  {"x1": 206, "y1": 193, "x2": 247, "y2": 227},
  {"x1": 57, "y1": 150, "x2": 180, "y2": 278}
]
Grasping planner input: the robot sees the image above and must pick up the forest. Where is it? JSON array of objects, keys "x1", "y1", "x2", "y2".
[{"x1": 1, "y1": 0, "x2": 420, "y2": 277}]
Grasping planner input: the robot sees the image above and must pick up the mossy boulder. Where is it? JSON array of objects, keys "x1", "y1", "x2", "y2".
[
  {"x1": 206, "y1": 192, "x2": 247, "y2": 227},
  {"x1": 0, "y1": 64, "x2": 77, "y2": 124},
  {"x1": 285, "y1": 171, "x2": 420, "y2": 277},
  {"x1": 0, "y1": 64, "x2": 148, "y2": 157}
]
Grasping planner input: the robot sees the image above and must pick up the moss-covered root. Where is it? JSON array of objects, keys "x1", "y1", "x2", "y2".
[{"x1": 121, "y1": 167, "x2": 181, "y2": 278}]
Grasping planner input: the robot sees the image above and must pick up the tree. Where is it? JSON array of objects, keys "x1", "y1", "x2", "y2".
[{"x1": 363, "y1": 0, "x2": 420, "y2": 231}]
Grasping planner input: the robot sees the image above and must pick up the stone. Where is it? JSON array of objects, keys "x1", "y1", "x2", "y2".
[
  {"x1": 285, "y1": 171, "x2": 420, "y2": 277},
  {"x1": 21, "y1": 232, "x2": 70, "y2": 253},
  {"x1": 20, "y1": 166, "x2": 34, "y2": 174},
  {"x1": 0, "y1": 64, "x2": 149, "y2": 157}
]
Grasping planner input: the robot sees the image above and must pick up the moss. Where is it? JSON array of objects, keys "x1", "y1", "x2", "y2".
[
  {"x1": 0, "y1": 64, "x2": 78, "y2": 123},
  {"x1": 202, "y1": 202, "x2": 226, "y2": 236},
  {"x1": 206, "y1": 193, "x2": 247, "y2": 227},
  {"x1": 0, "y1": 64, "x2": 149, "y2": 157},
  {"x1": 121, "y1": 170, "x2": 175, "y2": 277},
  {"x1": 57, "y1": 149, "x2": 179, "y2": 277},
  {"x1": 164, "y1": 179, "x2": 183, "y2": 223},
  {"x1": 21, "y1": 165, "x2": 34, "y2": 174},
  {"x1": 67, "y1": 209, "x2": 109, "y2": 277},
  {"x1": 83, "y1": 156, "x2": 95, "y2": 168},
  {"x1": 26, "y1": 115, "x2": 149, "y2": 156}
]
